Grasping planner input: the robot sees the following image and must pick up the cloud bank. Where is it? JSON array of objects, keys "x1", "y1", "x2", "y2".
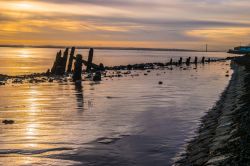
[{"x1": 0, "y1": 0, "x2": 250, "y2": 50}]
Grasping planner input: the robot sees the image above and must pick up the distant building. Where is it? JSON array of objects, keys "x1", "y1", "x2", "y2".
[{"x1": 228, "y1": 46, "x2": 250, "y2": 54}]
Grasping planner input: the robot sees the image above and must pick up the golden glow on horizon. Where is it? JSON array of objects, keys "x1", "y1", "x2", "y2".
[
  {"x1": 0, "y1": 0, "x2": 249, "y2": 50},
  {"x1": 15, "y1": 2, "x2": 33, "y2": 10},
  {"x1": 18, "y1": 49, "x2": 31, "y2": 58},
  {"x1": 187, "y1": 27, "x2": 250, "y2": 42}
]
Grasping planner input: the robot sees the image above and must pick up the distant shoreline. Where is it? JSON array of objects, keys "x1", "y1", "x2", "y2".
[{"x1": 0, "y1": 45, "x2": 223, "y2": 53}]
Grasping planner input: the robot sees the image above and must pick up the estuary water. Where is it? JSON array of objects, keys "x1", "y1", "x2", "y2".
[
  {"x1": 0, "y1": 48, "x2": 232, "y2": 166},
  {"x1": 0, "y1": 47, "x2": 231, "y2": 75}
]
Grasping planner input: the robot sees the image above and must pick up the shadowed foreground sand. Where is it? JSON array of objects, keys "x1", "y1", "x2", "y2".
[{"x1": 176, "y1": 58, "x2": 250, "y2": 165}]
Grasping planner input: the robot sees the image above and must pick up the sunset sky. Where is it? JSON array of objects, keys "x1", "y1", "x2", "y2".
[{"x1": 0, "y1": 0, "x2": 250, "y2": 51}]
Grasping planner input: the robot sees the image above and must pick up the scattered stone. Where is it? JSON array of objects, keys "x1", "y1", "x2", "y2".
[
  {"x1": 12, "y1": 78, "x2": 23, "y2": 84},
  {"x1": 2, "y1": 120, "x2": 15, "y2": 125}
]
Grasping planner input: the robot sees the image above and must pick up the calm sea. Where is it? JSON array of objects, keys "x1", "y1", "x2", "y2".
[
  {"x1": 0, "y1": 47, "x2": 231, "y2": 75},
  {"x1": 0, "y1": 47, "x2": 232, "y2": 165}
]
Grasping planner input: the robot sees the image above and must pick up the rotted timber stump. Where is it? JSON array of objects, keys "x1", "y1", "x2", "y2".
[{"x1": 73, "y1": 54, "x2": 83, "y2": 82}]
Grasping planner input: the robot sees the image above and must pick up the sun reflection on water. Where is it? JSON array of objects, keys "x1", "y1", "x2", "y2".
[{"x1": 18, "y1": 49, "x2": 31, "y2": 58}]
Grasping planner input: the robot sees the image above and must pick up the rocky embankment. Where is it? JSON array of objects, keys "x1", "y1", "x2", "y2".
[{"x1": 176, "y1": 57, "x2": 250, "y2": 165}]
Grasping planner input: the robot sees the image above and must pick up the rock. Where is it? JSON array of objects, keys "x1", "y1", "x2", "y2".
[
  {"x1": 12, "y1": 78, "x2": 23, "y2": 84},
  {"x1": 2, "y1": 120, "x2": 15, "y2": 125},
  {"x1": 93, "y1": 71, "x2": 102, "y2": 81},
  {"x1": 158, "y1": 81, "x2": 163, "y2": 85}
]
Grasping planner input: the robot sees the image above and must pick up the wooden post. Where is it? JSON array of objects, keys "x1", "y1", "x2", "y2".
[
  {"x1": 51, "y1": 52, "x2": 58, "y2": 74},
  {"x1": 178, "y1": 57, "x2": 183, "y2": 65},
  {"x1": 67, "y1": 47, "x2": 75, "y2": 73},
  {"x1": 202, "y1": 57, "x2": 205, "y2": 64},
  {"x1": 61, "y1": 48, "x2": 69, "y2": 74},
  {"x1": 194, "y1": 56, "x2": 198, "y2": 65},
  {"x1": 51, "y1": 50, "x2": 62, "y2": 74},
  {"x1": 86, "y1": 48, "x2": 94, "y2": 73},
  {"x1": 169, "y1": 58, "x2": 173, "y2": 65},
  {"x1": 73, "y1": 54, "x2": 83, "y2": 82},
  {"x1": 186, "y1": 57, "x2": 191, "y2": 66}
]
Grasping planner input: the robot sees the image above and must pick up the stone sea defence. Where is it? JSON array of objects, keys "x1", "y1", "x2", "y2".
[{"x1": 176, "y1": 57, "x2": 250, "y2": 165}]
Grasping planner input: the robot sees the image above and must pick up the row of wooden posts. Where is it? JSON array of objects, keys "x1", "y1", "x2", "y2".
[
  {"x1": 50, "y1": 47, "x2": 104, "y2": 82},
  {"x1": 169, "y1": 56, "x2": 210, "y2": 66},
  {"x1": 50, "y1": 47, "x2": 215, "y2": 81}
]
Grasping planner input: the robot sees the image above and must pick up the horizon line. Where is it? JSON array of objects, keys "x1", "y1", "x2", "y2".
[{"x1": 0, "y1": 44, "x2": 225, "y2": 52}]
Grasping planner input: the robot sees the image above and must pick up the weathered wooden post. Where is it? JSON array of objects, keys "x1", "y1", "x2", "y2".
[
  {"x1": 186, "y1": 57, "x2": 191, "y2": 66},
  {"x1": 194, "y1": 56, "x2": 198, "y2": 65},
  {"x1": 51, "y1": 52, "x2": 58, "y2": 74},
  {"x1": 86, "y1": 48, "x2": 94, "y2": 73},
  {"x1": 61, "y1": 48, "x2": 69, "y2": 74},
  {"x1": 51, "y1": 50, "x2": 62, "y2": 74},
  {"x1": 202, "y1": 57, "x2": 205, "y2": 64},
  {"x1": 178, "y1": 57, "x2": 183, "y2": 65},
  {"x1": 67, "y1": 47, "x2": 75, "y2": 73},
  {"x1": 169, "y1": 58, "x2": 173, "y2": 65},
  {"x1": 73, "y1": 54, "x2": 83, "y2": 82}
]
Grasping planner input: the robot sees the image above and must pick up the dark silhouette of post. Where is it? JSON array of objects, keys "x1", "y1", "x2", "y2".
[
  {"x1": 51, "y1": 50, "x2": 62, "y2": 74},
  {"x1": 67, "y1": 47, "x2": 75, "y2": 73},
  {"x1": 169, "y1": 58, "x2": 173, "y2": 65},
  {"x1": 61, "y1": 48, "x2": 69, "y2": 74},
  {"x1": 73, "y1": 54, "x2": 83, "y2": 82},
  {"x1": 186, "y1": 57, "x2": 191, "y2": 66},
  {"x1": 194, "y1": 56, "x2": 198, "y2": 65},
  {"x1": 86, "y1": 48, "x2": 94, "y2": 73},
  {"x1": 178, "y1": 57, "x2": 183, "y2": 65},
  {"x1": 202, "y1": 57, "x2": 205, "y2": 64}
]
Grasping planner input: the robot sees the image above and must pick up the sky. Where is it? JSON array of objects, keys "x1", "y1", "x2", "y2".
[{"x1": 0, "y1": 0, "x2": 250, "y2": 51}]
